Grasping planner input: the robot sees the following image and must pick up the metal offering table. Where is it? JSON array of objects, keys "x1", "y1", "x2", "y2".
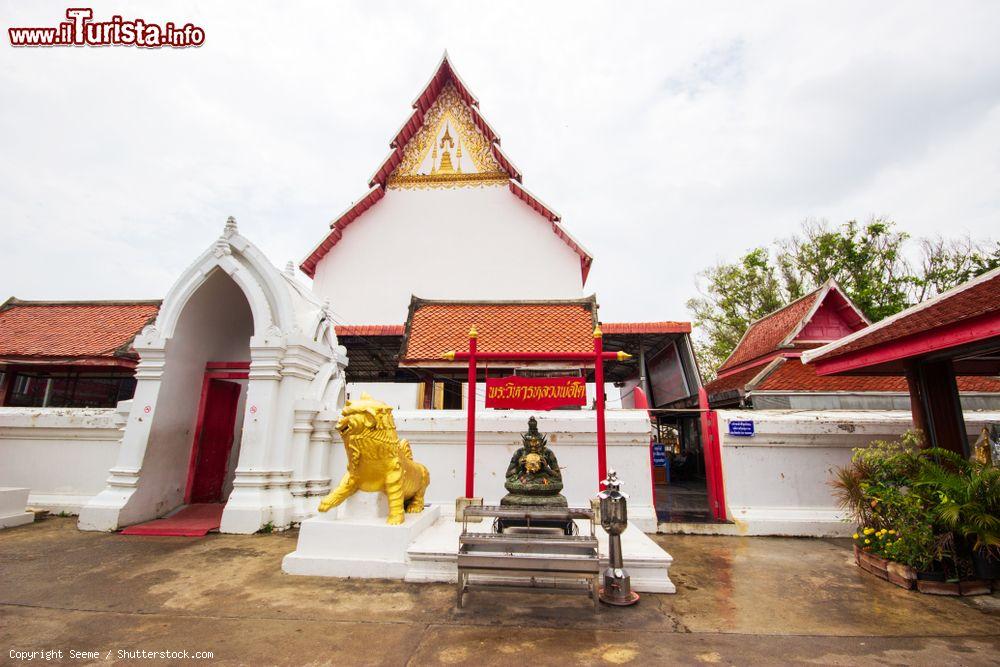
[{"x1": 456, "y1": 505, "x2": 601, "y2": 610}]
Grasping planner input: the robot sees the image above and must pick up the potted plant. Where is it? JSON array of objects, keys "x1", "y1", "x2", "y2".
[{"x1": 833, "y1": 434, "x2": 995, "y2": 595}]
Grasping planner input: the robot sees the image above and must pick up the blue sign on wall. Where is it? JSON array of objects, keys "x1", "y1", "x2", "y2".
[
  {"x1": 651, "y1": 442, "x2": 668, "y2": 466},
  {"x1": 728, "y1": 420, "x2": 755, "y2": 437}
]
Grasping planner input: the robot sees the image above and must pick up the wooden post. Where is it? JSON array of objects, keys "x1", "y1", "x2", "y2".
[
  {"x1": 465, "y1": 327, "x2": 477, "y2": 498},
  {"x1": 904, "y1": 362, "x2": 929, "y2": 447},
  {"x1": 594, "y1": 326, "x2": 608, "y2": 488}
]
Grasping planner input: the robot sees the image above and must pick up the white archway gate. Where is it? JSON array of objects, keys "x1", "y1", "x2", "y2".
[{"x1": 79, "y1": 218, "x2": 348, "y2": 534}]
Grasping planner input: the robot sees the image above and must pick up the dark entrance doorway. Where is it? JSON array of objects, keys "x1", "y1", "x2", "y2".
[{"x1": 187, "y1": 379, "x2": 242, "y2": 503}]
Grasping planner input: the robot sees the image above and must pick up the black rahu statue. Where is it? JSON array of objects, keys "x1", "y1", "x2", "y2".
[{"x1": 500, "y1": 416, "x2": 568, "y2": 507}]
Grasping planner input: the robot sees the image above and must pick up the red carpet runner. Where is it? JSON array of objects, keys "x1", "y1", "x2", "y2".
[{"x1": 120, "y1": 503, "x2": 224, "y2": 537}]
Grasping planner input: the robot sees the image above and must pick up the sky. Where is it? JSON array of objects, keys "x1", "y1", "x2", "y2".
[{"x1": 2, "y1": 1, "x2": 999, "y2": 327}]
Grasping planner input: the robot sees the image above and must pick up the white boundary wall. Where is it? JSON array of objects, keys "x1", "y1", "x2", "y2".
[
  {"x1": 0, "y1": 405, "x2": 656, "y2": 530},
  {"x1": 329, "y1": 409, "x2": 658, "y2": 532},
  {"x1": 0, "y1": 406, "x2": 126, "y2": 513},
  {"x1": 711, "y1": 409, "x2": 1000, "y2": 537}
]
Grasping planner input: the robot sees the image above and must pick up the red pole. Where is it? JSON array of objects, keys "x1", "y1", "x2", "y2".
[
  {"x1": 465, "y1": 326, "x2": 478, "y2": 498},
  {"x1": 594, "y1": 325, "x2": 607, "y2": 488},
  {"x1": 698, "y1": 386, "x2": 727, "y2": 521}
]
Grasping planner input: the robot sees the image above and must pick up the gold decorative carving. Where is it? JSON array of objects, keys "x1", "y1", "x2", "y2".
[
  {"x1": 387, "y1": 82, "x2": 509, "y2": 190},
  {"x1": 318, "y1": 393, "x2": 431, "y2": 525}
]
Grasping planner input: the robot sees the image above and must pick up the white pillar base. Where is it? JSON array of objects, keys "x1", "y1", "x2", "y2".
[{"x1": 0, "y1": 488, "x2": 33, "y2": 529}]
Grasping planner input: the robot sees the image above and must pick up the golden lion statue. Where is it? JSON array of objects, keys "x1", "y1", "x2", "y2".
[{"x1": 318, "y1": 393, "x2": 430, "y2": 525}]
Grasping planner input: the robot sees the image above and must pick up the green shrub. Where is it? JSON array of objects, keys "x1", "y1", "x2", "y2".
[{"x1": 833, "y1": 431, "x2": 999, "y2": 573}]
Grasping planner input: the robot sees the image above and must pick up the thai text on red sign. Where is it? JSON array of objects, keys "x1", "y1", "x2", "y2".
[{"x1": 484, "y1": 376, "x2": 587, "y2": 410}]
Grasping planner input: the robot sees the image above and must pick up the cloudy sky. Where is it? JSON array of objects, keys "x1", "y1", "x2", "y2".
[{"x1": 2, "y1": 1, "x2": 998, "y2": 325}]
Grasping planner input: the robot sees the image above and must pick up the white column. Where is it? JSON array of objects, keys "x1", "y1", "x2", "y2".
[
  {"x1": 78, "y1": 339, "x2": 165, "y2": 531},
  {"x1": 305, "y1": 410, "x2": 338, "y2": 515},
  {"x1": 220, "y1": 340, "x2": 285, "y2": 534},
  {"x1": 289, "y1": 406, "x2": 319, "y2": 522}
]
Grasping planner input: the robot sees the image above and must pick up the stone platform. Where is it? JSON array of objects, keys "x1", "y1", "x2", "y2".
[
  {"x1": 282, "y1": 494, "x2": 441, "y2": 579},
  {"x1": 0, "y1": 488, "x2": 34, "y2": 529},
  {"x1": 282, "y1": 492, "x2": 674, "y2": 592}
]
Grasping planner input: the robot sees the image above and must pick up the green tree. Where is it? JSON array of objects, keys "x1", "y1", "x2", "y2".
[
  {"x1": 689, "y1": 218, "x2": 998, "y2": 377},
  {"x1": 686, "y1": 248, "x2": 788, "y2": 378},
  {"x1": 779, "y1": 218, "x2": 911, "y2": 322},
  {"x1": 915, "y1": 236, "x2": 1000, "y2": 302}
]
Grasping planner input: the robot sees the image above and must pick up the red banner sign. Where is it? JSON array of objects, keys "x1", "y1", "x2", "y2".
[{"x1": 485, "y1": 376, "x2": 587, "y2": 410}]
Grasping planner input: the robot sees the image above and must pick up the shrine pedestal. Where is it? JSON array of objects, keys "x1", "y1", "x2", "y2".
[{"x1": 282, "y1": 493, "x2": 440, "y2": 579}]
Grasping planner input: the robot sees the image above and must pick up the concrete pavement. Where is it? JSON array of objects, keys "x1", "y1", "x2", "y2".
[{"x1": 1, "y1": 518, "x2": 997, "y2": 665}]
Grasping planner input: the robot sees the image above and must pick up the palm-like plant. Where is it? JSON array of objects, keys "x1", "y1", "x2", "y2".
[{"x1": 916, "y1": 448, "x2": 1000, "y2": 555}]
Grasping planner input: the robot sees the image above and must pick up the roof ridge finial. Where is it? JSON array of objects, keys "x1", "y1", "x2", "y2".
[{"x1": 224, "y1": 215, "x2": 238, "y2": 237}]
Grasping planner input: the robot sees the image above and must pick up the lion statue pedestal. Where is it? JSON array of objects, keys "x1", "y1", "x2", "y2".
[{"x1": 282, "y1": 393, "x2": 440, "y2": 579}]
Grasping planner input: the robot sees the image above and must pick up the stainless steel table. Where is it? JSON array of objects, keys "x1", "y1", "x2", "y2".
[{"x1": 457, "y1": 505, "x2": 601, "y2": 611}]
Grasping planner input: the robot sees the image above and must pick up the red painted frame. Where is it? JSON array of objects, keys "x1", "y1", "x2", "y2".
[
  {"x1": 450, "y1": 329, "x2": 626, "y2": 497},
  {"x1": 810, "y1": 310, "x2": 1000, "y2": 376},
  {"x1": 698, "y1": 386, "x2": 728, "y2": 522},
  {"x1": 183, "y1": 361, "x2": 250, "y2": 504}
]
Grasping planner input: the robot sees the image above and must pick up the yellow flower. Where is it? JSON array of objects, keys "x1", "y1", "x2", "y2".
[
  {"x1": 888, "y1": 530, "x2": 896, "y2": 535},
  {"x1": 864, "y1": 528, "x2": 875, "y2": 535},
  {"x1": 852, "y1": 533, "x2": 859, "y2": 539},
  {"x1": 864, "y1": 539, "x2": 871, "y2": 544}
]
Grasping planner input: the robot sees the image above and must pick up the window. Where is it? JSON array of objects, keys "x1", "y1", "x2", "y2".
[{"x1": 5, "y1": 370, "x2": 137, "y2": 408}]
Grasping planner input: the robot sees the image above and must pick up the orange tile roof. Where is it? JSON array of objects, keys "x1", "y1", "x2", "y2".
[
  {"x1": 603, "y1": 321, "x2": 691, "y2": 335},
  {"x1": 0, "y1": 298, "x2": 160, "y2": 366},
  {"x1": 401, "y1": 297, "x2": 597, "y2": 362},
  {"x1": 335, "y1": 324, "x2": 405, "y2": 337}
]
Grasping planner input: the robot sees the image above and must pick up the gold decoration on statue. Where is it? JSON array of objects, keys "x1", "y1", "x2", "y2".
[
  {"x1": 388, "y1": 82, "x2": 509, "y2": 190},
  {"x1": 318, "y1": 393, "x2": 431, "y2": 525}
]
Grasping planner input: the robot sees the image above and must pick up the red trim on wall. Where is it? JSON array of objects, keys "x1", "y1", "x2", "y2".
[
  {"x1": 205, "y1": 361, "x2": 251, "y2": 370},
  {"x1": 714, "y1": 350, "x2": 802, "y2": 379}
]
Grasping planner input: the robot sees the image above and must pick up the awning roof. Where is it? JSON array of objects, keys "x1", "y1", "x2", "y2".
[
  {"x1": 803, "y1": 267, "x2": 1000, "y2": 376},
  {"x1": 334, "y1": 299, "x2": 692, "y2": 384},
  {"x1": 705, "y1": 355, "x2": 1000, "y2": 407}
]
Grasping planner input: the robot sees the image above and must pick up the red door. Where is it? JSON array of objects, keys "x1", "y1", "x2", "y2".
[{"x1": 188, "y1": 380, "x2": 242, "y2": 504}]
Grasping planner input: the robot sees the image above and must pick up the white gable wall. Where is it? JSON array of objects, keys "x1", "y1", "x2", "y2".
[{"x1": 311, "y1": 186, "x2": 585, "y2": 324}]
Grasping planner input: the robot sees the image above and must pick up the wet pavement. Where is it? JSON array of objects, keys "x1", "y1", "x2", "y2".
[{"x1": 1, "y1": 517, "x2": 998, "y2": 665}]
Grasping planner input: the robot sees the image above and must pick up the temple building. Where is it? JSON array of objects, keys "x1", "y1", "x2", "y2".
[
  {"x1": 704, "y1": 280, "x2": 1000, "y2": 410},
  {"x1": 0, "y1": 53, "x2": 700, "y2": 555}
]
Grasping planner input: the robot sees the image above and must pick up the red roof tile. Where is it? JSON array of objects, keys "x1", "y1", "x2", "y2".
[
  {"x1": 717, "y1": 288, "x2": 823, "y2": 373},
  {"x1": 707, "y1": 355, "x2": 1000, "y2": 400},
  {"x1": 704, "y1": 362, "x2": 770, "y2": 399},
  {"x1": 806, "y1": 269, "x2": 1000, "y2": 363},
  {"x1": 401, "y1": 298, "x2": 597, "y2": 362},
  {"x1": 335, "y1": 324, "x2": 405, "y2": 337},
  {"x1": 744, "y1": 357, "x2": 1000, "y2": 393},
  {"x1": 0, "y1": 299, "x2": 160, "y2": 366}
]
